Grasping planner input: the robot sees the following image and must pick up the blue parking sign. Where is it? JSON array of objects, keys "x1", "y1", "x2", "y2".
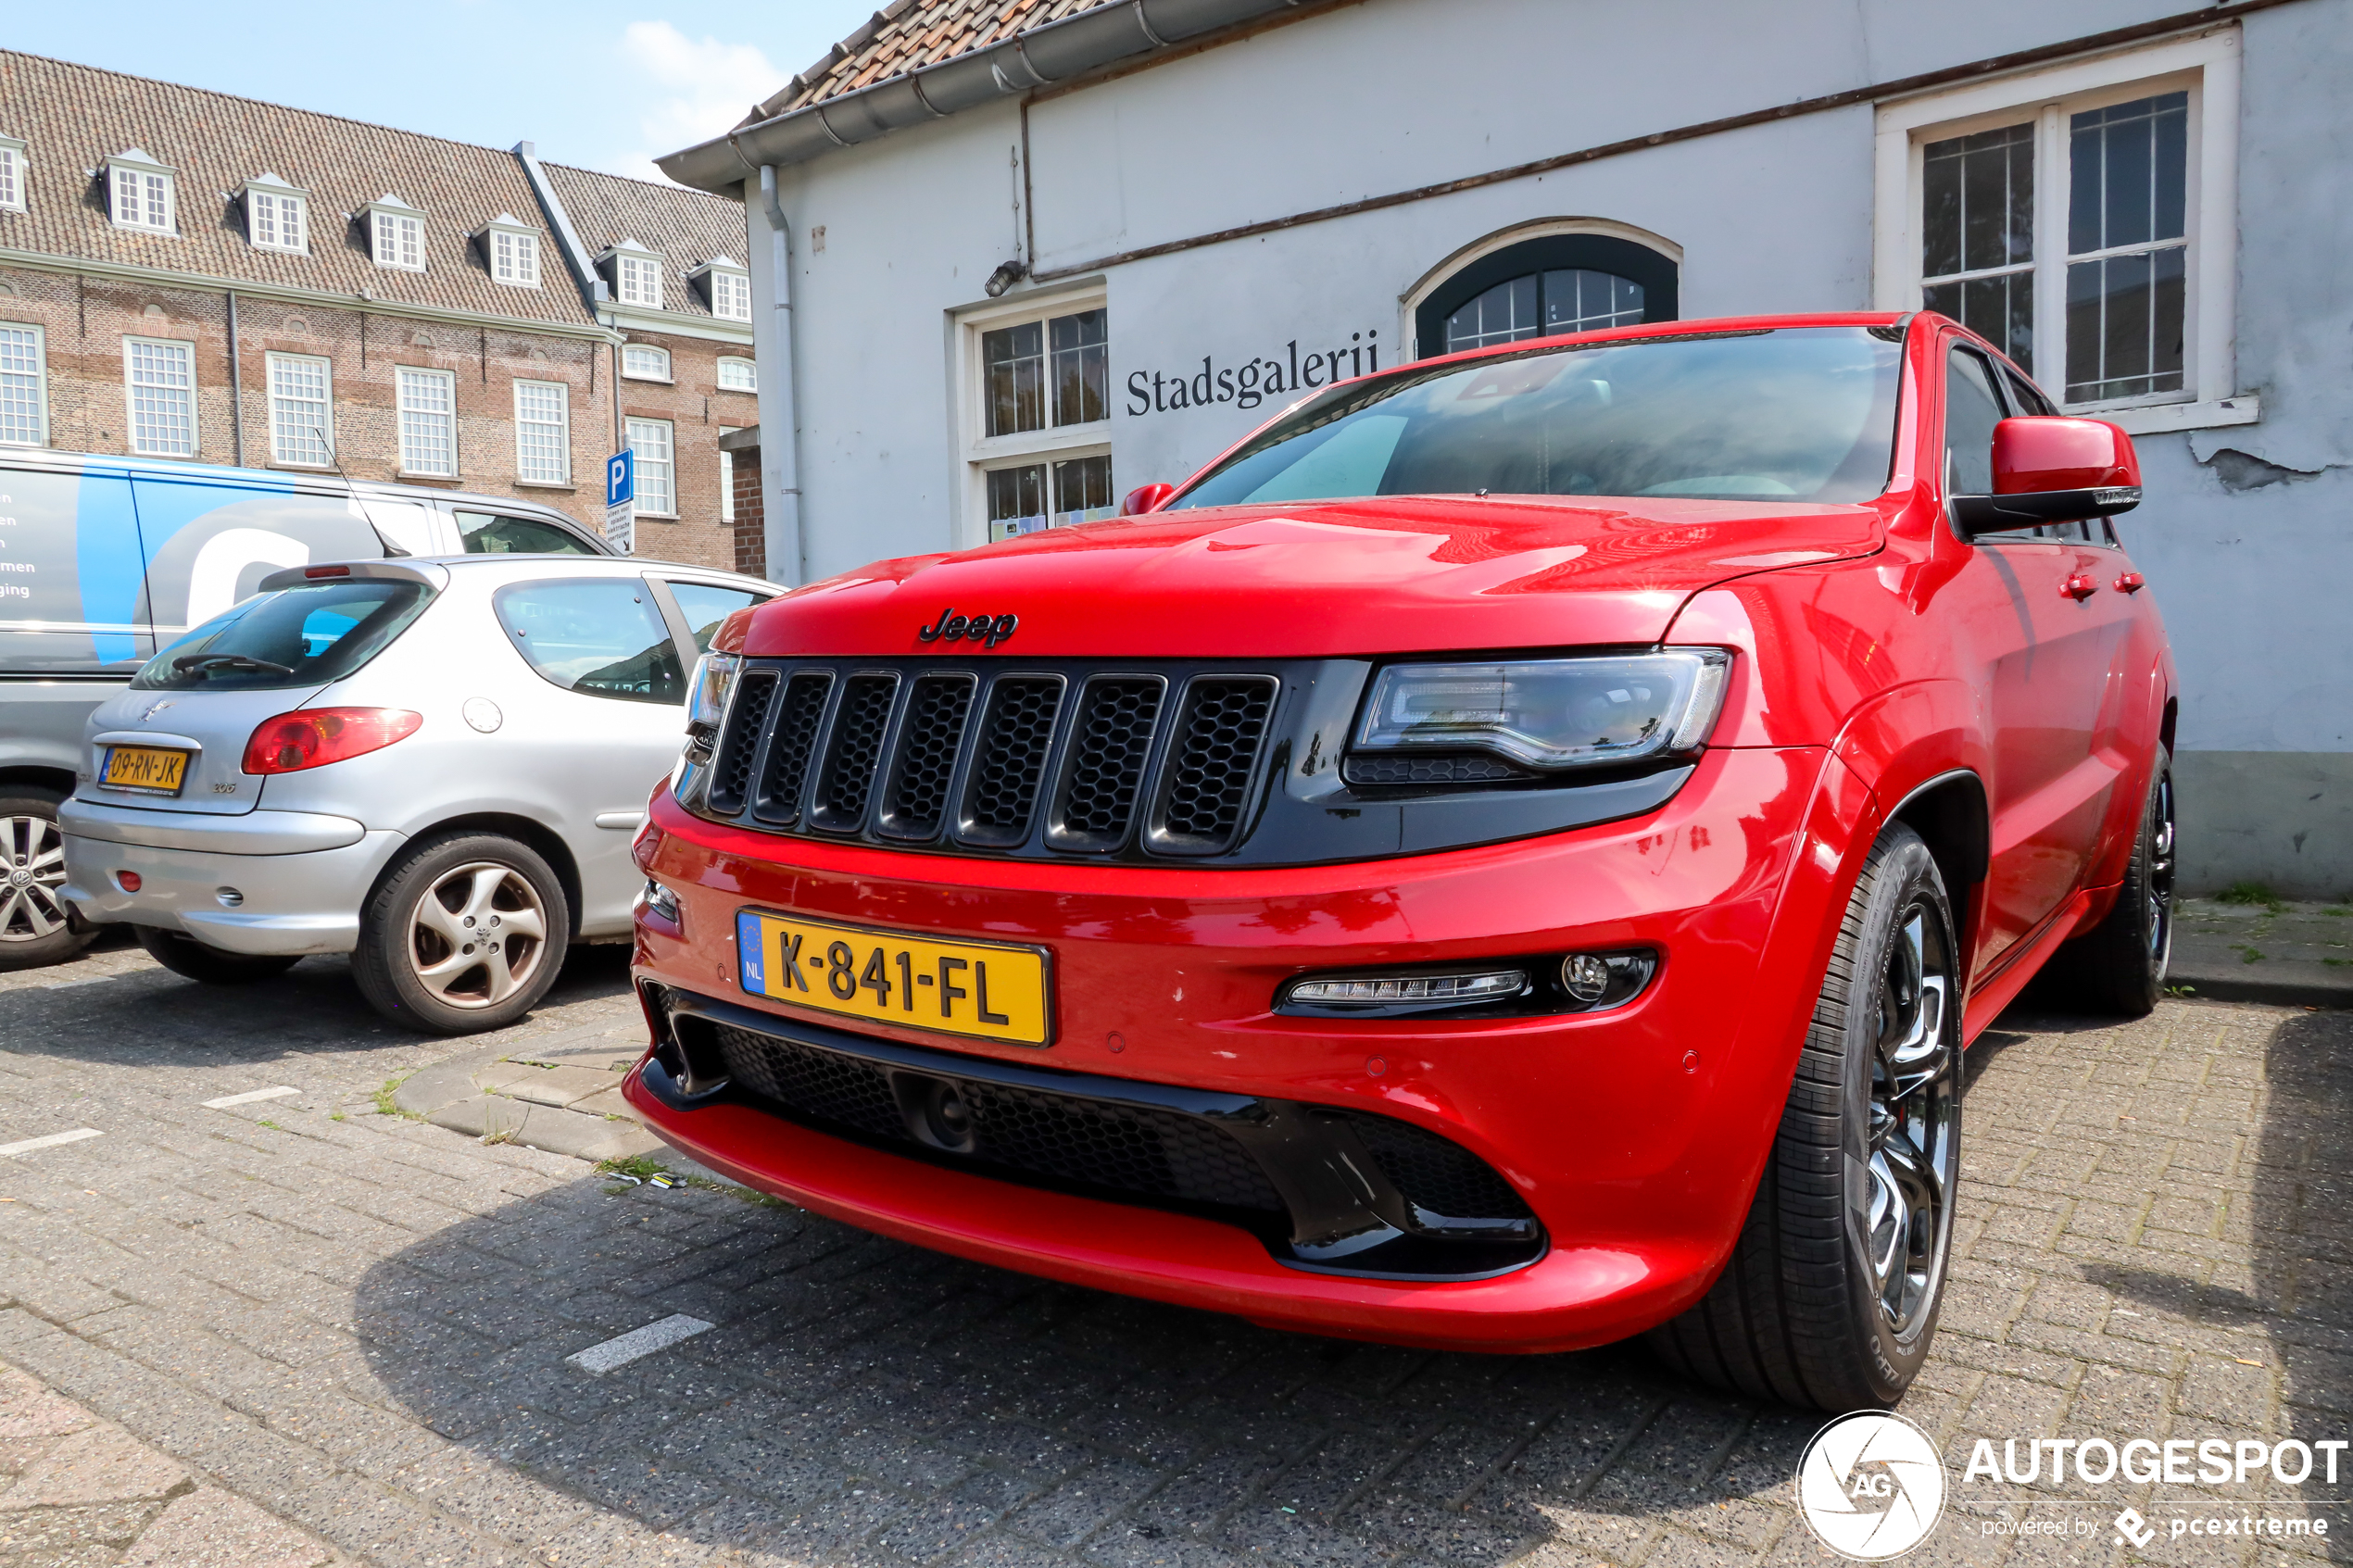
[{"x1": 605, "y1": 449, "x2": 635, "y2": 508}]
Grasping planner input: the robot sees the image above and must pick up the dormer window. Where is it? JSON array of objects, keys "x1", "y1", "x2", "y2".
[
  {"x1": 0, "y1": 135, "x2": 25, "y2": 214},
  {"x1": 244, "y1": 174, "x2": 308, "y2": 253},
  {"x1": 365, "y1": 195, "x2": 426, "y2": 271},
  {"x1": 689, "y1": 257, "x2": 751, "y2": 321},
  {"x1": 600, "y1": 240, "x2": 662, "y2": 308},
  {"x1": 476, "y1": 214, "x2": 541, "y2": 288},
  {"x1": 107, "y1": 149, "x2": 175, "y2": 233}
]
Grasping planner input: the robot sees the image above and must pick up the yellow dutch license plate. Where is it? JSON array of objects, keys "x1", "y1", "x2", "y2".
[
  {"x1": 102, "y1": 745, "x2": 191, "y2": 796},
  {"x1": 736, "y1": 910, "x2": 1052, "y2": 1047}
]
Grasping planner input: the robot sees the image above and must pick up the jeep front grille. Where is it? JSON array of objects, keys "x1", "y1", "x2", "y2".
[{"x1": 700, "y1": 659, "x2": 1283, "y2": 860}]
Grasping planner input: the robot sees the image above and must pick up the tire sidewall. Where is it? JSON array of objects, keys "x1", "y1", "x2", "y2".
[
  {"x1": 359, "y1": 834, "x2": 570, "y2": 1034},
  {"x1": 1838, "y1": 831, "x2": 1964, "y2": 1404}
]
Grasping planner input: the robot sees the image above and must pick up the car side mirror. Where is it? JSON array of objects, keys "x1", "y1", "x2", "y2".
[
  {"x1": 1952, "y1": 416, "x2": 2143, "y2": 535},
  {"x1": 1120, "y1": 483, "x2": 1176, "y2": 517}
]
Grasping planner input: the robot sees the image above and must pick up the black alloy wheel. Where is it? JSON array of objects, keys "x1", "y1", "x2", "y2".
[
  {"x1": 1649, "y1": 822, "x2": 1964, "y2": 1410},
  {"x1": 2046, "y1": 746, "x2": 2174, "y2": 1017}
]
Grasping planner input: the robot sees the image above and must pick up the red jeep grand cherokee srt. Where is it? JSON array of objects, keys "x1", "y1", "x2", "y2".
[{"x1": 624, "y1": 312, "x2": 2173, "y2": 1411}]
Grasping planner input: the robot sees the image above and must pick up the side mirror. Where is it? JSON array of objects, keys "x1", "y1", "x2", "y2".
[
  {"x1": 1120, "y1": 483, "x2": 1176, "y2": 517},
  {"x1": 1952, "y1": 416, "x2": 2143, "y2": 535}
]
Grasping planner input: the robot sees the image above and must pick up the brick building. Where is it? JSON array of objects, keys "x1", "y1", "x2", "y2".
[{"x1": 0, "y1": 50, "x2": 758, "y2": 570}]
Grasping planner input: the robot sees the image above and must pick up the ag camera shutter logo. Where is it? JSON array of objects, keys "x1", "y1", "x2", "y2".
[{"x1": 1795, "y1": 1411, "x2": 1947, "y2": 1560}]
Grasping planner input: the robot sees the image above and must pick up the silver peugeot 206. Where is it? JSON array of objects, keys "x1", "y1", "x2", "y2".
[{"x1": 58, "y1": 554, "x2": 776, "y2": 1033}]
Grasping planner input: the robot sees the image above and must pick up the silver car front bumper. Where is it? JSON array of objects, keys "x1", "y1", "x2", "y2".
[{"x1": 59, "y1": 798, "x2": 404, "y2": 955}]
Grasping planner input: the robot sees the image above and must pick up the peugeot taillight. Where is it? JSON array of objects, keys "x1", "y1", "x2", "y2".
[{"x1": 241, "y1": 708, "x2": 422, "y2": 774}]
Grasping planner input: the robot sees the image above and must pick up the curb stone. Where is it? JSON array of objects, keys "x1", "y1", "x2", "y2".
[{"x1": 389, "y1": 1041, "x2": 729, "y2": 1183}]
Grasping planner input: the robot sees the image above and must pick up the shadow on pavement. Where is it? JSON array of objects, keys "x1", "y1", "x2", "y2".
[{"x1": 346, "y1": 1164, "x2": 1816, "y2": 1563}]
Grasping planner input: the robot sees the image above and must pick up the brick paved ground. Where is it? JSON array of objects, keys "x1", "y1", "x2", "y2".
[{"x1": 0, "y1": 940, "x2": 2346, "y2": 1568}]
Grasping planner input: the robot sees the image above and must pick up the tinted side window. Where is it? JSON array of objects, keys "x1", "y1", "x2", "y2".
[
  {"x1": 2001, "y1": 366, "x2": 2056, "y2": 416},
  {"x1": 496, "y1": 580, "x2": 683, "y2": 704},
  {"x1": 457, "y1": 509, "x2": 597, "y2": 556},
  {"x1": 1944, "y1": 348, "x2": 2006, "y2": 498},
  {"x1": 0, "y1": 465, "x2": 150, "y2": 672},
  {"x1": 667, "y1": 583, "x2": 766, "y2": 654}
]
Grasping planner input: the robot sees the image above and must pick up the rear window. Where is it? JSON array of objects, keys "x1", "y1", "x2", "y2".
[{"x1": 130, "y1": 580, "x2": 432, "y2": 691}]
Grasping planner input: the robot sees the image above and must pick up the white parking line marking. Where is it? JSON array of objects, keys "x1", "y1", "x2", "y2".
[
  {"x1": 565, "y1": 1314, "x2": 713, "y2": 1375},
  {"x1": 0, "y1": 1129, "x2": 104, "y2": 1158},
  {"x1": 202, "y1": 1086, "x2": 301, "y2": 1109}
]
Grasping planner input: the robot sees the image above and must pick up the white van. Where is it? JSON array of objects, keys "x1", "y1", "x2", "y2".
[{"x1": 0, "y1": 446, "x2": 610, "y2": 969}]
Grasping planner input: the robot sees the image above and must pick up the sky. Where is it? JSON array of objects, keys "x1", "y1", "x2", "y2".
[{"x1": 6, "y1": 0, "x2": 885, "y2": 183}]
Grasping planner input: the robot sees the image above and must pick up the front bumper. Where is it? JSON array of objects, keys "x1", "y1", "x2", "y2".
[
  {"x1": 627, "y1": 743, "x2": 1880, "y2": 1350},
  {"x1": 61, "y1": 813, "x2": 405, "y2": 955}
]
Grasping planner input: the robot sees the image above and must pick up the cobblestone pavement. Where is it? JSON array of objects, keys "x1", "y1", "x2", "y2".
[{"x1": 0, "y1": 938, "x2": 2346, "y2": 1568}]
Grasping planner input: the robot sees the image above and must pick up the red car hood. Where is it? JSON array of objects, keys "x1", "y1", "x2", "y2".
[{"x1": 738, "y1": 495, "x2": 1885, "y2": 659}]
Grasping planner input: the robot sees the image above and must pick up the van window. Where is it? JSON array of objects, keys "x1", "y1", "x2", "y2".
[
  {"x1": 456, "y1": 509, "x2": 596, "y2": 556},
  {"x1": 495, "y1": 580, "x2": 683, "y2": 703},
  {"x1": 130, "y1": 579, "x2": 432, "y2": 691},
  {"x1": 666, "y1": 582, "x2": 766, "y2": 653},
  {"x1": 0, "y1": 465, "x2": 151, "y2": 672}
]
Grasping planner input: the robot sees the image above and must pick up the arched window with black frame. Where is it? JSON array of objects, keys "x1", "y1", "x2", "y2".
[{"x1": 1415, "y1": 232, "x2": 1679, "y2": 359}]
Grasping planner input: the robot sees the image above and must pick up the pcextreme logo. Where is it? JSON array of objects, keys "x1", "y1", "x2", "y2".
[{"x1": 1795, "y1": 1411, "x2": 1948, "y2": 1561}]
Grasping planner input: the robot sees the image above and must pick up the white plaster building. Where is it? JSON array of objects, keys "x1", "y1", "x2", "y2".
[{"x1": 658, "y1": 0, "x2": 2353, "y2": 896}]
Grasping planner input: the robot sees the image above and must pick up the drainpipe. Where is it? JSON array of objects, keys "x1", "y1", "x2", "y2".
[
  {"x1": 224, "y1": 289, "x2": 246, "y2": 468},
  {"x1": 755, "y1": 162, "x2": 806, "y2": 586}
]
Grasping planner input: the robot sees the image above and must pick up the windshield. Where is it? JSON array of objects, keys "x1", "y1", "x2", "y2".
[
  {"x1": 130, "y1": 580, "x2": 433, "y2": 691},
  {"x1": 1171, "y1": 327, "x2": 1902, "y2": 509}
]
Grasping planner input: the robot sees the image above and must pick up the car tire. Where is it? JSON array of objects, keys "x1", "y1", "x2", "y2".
[
  {"x1": 2043, "y1": 747, "x2": 2174, "y2": 1018},
  {"x1": 353, "y1": 833, "x2": 569, "y2": 1035},
  {"x1": 0, "y1": 789, "x2": 99, "y2": 972},
  {"x1": 1647, "y1": 822, "x2": 1964, "y2": 1411},
  {"x1": 134, "y1": 926, "x2": 301, "y2": 985}
]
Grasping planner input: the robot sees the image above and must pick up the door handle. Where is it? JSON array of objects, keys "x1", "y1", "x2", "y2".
[
  {"x1": 2114, "y1": 572, "x2": 2145, "y2": 594},
  {"x1": 2061, "y1": 573, "x2": 2099, "y2": 601}
]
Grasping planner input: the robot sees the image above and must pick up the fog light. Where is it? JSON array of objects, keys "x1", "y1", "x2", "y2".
[
  {"x1": 1283, "y1": 969, "x2": 1529, "y2": 1015},
  {"x1": 1561, "y1": 953, "x2": 1612, "y2": 1003},
  {"x1": 1557, "y1": 950, "x2": 1659, "y2": 1012},
  {"x1": 216, "y1": 887, "x2": 244, "y2": 908},
  {"x1": 116, "y1": 871, "x2": 142, "y2": 892}
]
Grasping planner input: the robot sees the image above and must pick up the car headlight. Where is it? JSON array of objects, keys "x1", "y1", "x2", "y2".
[
  {"x1": 684, "y1": 652, "x2": 740, "y2": 751},
  {"x1": 1353, "y1": 651, "x2": 1730, "y2": 771}
]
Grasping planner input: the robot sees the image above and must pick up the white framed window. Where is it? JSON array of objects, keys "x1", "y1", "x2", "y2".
[
  {"x1": 123, "y1": 337, "x2": 195, "y2": 456},
  {"x1": 494, "y1": 231, "x2": 538, "y2": 286},
  {"x1": 266, "y1": 353, "x2": 332, "y2": 466},
  {"x1": 601, "y1": 242, "x2": 664, "y2": 309},
  {"x1": 716, "y1": 356, "x2": 757, "y2": 392},
  {"x1": 690, "y1": 258, "x2": 752, "y2": 321},
  {"x1": 957, "y1": 289, "x2": 1112, "y2": 546},
  {"x1": 244, "y1": 175, "x2": 308, "y2": 253},
  {"x1": 396, "y1": 366, "x2": 456, "y2": 476},
  {"x1": 625, "y1": 418, "x2": 674, "y2": 516},
  {"x1": 1875, "y1": 30, "x2": 2246, "y2": 431},
  {"x1": 621, "y1": 345, "x2": 671, "y2": 382},
  {"x1": 107, "y1": 150, "x2": 175, "y2": 234},
  {"x1": 0, "y1": 136, "x2": 26, "y2": 214},
  {"x1": 0, "y1": 322, "x2": 47, "y2": 446},
  {"x1": 514, "y1": 379, "x2": 570, "y2": 484},
  {"x1": 367, "y1": 196, "x2": 427, "y2": 271},
  {"x1": 478, "y1": 214, "x2": 541, "y2": 288},
  {"x1": 718, "y1": 425, "x2": 740, "y2": 524}
]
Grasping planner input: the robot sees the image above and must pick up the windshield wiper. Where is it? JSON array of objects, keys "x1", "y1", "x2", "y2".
[{"x1": 171, "y1": 653, "x2": 295, "y2": 676}]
